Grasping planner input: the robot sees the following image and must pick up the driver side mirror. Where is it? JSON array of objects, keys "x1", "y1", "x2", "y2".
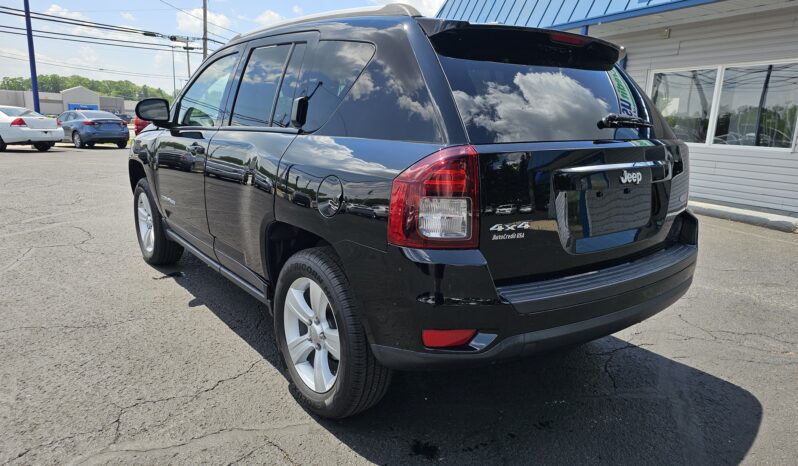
[{"x1": 136, "y1": 98, "x2": 173, "y2": 129}]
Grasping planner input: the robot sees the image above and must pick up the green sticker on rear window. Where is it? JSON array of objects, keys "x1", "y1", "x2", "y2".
[{"x1": 609, "y1": 68, "x2": 638, "y2": 118}]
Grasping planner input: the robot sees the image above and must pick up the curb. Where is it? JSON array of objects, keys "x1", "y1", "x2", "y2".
[{"x1": 689, "y1": 201, "x2": 798, "y2": 233}]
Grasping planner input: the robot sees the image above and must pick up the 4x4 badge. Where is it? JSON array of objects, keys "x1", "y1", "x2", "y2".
[{"x1": 619, "y1": 170, "x2": 643, "y2": 185}]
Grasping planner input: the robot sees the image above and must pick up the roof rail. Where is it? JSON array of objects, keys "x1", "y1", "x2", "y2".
[{"x1": 233, "y1": 4, "x2": 422, "y2": 41}]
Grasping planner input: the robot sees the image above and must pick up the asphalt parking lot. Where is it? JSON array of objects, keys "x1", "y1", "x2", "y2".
[{"x1": 1, "y1": 145, "x2": 796, "y2": 465}]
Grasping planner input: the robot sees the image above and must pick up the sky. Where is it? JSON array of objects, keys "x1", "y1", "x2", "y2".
[{"x1": 0, "y1": 0, "x2": 445, "y2": 96}]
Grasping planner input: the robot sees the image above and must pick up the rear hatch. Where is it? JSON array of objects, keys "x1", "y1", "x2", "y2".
[{"x1": 428, "y1": 23, "x2": 689, "y2": 284}]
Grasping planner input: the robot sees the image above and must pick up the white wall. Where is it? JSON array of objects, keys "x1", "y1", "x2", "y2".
[{"x1": 598, "y1": 6, "x2": 798, "y2": 213}]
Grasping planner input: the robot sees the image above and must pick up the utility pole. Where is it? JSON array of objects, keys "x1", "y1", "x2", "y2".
[
  {"x1": 168, "y1": 35, "x2": 193, "y2": 79},
  {"x1": 202, "y1": 0, "x2": 208, "y2": 59},
  {"x1": 184, "y1": 40, "x2": 191, "y2": 78},
  {"x1": 23, "y1": 0, "x2": 40, "y2": 113},
  {"x1": 171, "y1": 47, "x2": 177, "y2": 98}
]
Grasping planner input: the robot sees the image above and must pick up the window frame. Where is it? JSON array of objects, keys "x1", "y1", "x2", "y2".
[
  {"x1": 220, "y1": 30, "x2": 319, "y2": 134},
  {"x1": 173, "y1": 47, "x2": 244, "y2": 130},
  {"x1": 648, "y1": 57, "x2": 798, "y2": 153}
]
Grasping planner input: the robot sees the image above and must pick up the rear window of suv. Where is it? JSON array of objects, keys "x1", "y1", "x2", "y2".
[{"x1": 440, "y1": 57, "x2": 641, "y2": 144}]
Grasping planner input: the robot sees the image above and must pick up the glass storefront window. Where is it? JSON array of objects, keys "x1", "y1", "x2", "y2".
[
  {"x1": 651, "y1": 69, "x2": 717, "y2": 143},
  {"x1": 714, "y1": 64, "x2": 798, "y2": 148}
]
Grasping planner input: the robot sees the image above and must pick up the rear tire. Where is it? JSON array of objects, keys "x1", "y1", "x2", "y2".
[
  {"x1": 72, "y1": 132, "x2": 85, "y2": 148},
  {"x1": 274, "y1": 247, "x2": 392, "y2": 419},
  {"x1": 33, "y1": 142, "x2": 50, "y2": 152},
  {"x1": 0, "y1": 137, "x2": 6, "y2": 152},
  {"x1": 133, "y1": 178, "x2": 183, "y2": 265},
  {"x1": 117, "y1": 141, "x2": 128, "y2": 149}
]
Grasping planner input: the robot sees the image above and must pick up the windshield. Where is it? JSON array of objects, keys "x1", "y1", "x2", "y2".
[
  {"x1": 440, "y1": 57, "x2": 642, "y2": 144},
  {"x1": 81, "y1": 111, "x2": 119, "y2": 119},
  {"x1": 0, "y1": 107, "x2": 41, "y2": 117}
]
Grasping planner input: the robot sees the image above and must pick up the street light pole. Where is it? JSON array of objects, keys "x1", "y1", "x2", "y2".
[
  {"x1": 202, "y1": 0, "x2": 208, "y2": 59},
  {"x1": 23, "y1": 0, "x2": 40, "y2": 113}
]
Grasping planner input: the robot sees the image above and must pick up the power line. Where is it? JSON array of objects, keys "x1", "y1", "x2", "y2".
[
  {"x1": 0, "y1": 28, "x2": 204, "y2": 54},
  {"x1": 157, "y1": 0, "x2": 237, "y2": 38},
  {"x1": 0, "y1": 24, "x2": 187, "y2": 51},
  {"x1": 0, "y1": 6, "x2": 153, "y2": 35},
  {"x1": 0, "y1": 52, "x2": 183, "y2": 80},
  {"x1": 0, "y1": 6, "x2": 225, "y2": 44}
]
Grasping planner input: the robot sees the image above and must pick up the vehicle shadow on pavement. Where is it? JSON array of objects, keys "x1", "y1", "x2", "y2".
[{"x1": 162, "y1": 255, "x2": 762, "y2": 465}]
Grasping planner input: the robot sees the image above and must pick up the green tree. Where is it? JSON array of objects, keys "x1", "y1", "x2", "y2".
[{"x1": 0, "y1": 74, "x2": 173, "y2": 102}]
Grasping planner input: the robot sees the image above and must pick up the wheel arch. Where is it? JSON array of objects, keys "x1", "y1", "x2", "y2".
[
  {"x1": 263, "y1": 221, "x2": 333, "y2": 288},
  {"x1": 128, "y1": 159, "x2": 147, "y2": 192}
]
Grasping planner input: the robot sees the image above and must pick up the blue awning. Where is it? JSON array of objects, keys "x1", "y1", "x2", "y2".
[{"x1": 436, "y1": 0, "x2": 722, "y2": 31}]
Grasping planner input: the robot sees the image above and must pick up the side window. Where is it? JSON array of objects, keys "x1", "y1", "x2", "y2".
[
  {"x1": 230, "y1": 45, "x2": 291, "y2": 127},
  {"x1": 272, "y1": 43, "x2": 307, "y2": 128},
  {"x1": 300, "y1": 41, "x2": 375, "y2": 132},
  {"x1": 178, "y1": 53, "x2": 239, "y2": 127}
]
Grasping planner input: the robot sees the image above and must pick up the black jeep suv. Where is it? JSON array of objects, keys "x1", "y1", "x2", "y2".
[{"x1": 129, "y1": 4, "x2": 697, "y2": 418}]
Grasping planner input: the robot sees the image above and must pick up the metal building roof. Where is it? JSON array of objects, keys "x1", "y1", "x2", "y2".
[{"x1": 436, "y1": 0, "x2": 723, "y2": 31}]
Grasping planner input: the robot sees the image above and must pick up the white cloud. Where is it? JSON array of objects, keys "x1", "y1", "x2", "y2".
[
  {"x1": 370, "y1": 0, "x2": 445, "y2": 16},
  {"x1": 254, "y1": 10, "x2": 283, "y2": 27},
  {"x1": 292, "y1": 5, "x2": 303, "y2": 15},
  {"x1": 452, "y1": 72, "x2": 611, "y2": 143},
  {"x1": 45, "y1": 4, "x2": 90, "y2": 20},
  {"x1": 176, "y1": 8, "x2": 232, "y2": 36},
  {"x1": 120, "y1": 12, "x2": 136, "y2": 22}
]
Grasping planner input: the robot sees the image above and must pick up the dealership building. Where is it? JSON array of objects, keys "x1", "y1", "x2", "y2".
[
  {"x1": 0, "y1": 86, "x2": 136, "y2": 116},
  {"x1": 437, "y1": 0, "x2": 798, "y2": 214}
]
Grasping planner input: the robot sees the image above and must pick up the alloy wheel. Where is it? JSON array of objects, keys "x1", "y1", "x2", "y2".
[
  {"x1": 137, "y1": 192, "x2": 155, "y2": 253},
  {"x1": 283, "y1": 277, "x2": 341, "y2": 393}
]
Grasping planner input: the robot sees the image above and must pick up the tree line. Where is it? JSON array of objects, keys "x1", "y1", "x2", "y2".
[{"x1": 0, "y1": 75, "x2": 173, "y2": 102}]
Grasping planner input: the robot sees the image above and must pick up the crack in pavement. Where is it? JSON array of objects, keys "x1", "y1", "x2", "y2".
[
  {"x1": 0, "y1": 248, "x2": 33, "y2": 273},
  {"x1": 678, "y1": 314, "x2": 797, "y2": 347},
  {"x1": 108, "y1": 360, "x2": 264, "y2": 445},
  {"x1": 0, "y1": 317, "x2": 153, "y2": 334},
  {"x1": 2, "y1": 425, "x2": 109, "y2": 466},
  {"x1": 74, "y1": 424, "x2": 308, "y2": 465}
]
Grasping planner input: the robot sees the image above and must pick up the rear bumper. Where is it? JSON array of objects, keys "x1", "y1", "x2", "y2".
[
  {"x1": 340, "y1": 211, "x2": 698, "y2": 371},
  {"x1": 372, "y1": 271, "x2": 692, "y2": 370},
  {"x1": 2, "y1": 127, "x2": 63, "y2": 143},
  {"x1": 83, "y1": 134, "x2": 129, "y2": 143}
]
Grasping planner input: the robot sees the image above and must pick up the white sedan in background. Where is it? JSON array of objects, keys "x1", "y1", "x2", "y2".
[{"x1": 0, "y1": 106, "x2": 63, "y2": 152}]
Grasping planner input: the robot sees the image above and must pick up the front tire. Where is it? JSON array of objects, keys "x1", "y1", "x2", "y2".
[
  {"x1": 117, "y1": 141, "x2": 128, "y2": 149},
  {"x1": 72, "y1": 132, "x2": 85, "y2": 148},
  {"x1": 275, "y1": 247, "x2": 391, "y2": 419},
  {"x1": 133, "y1": 178, "x2": 183, "y2": 265},
  {"x1": 33, "y1": 142, "x2": 51, "y2": 152}
]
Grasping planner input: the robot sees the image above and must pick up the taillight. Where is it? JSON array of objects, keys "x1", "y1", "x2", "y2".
[
  {"x1": 388, "y1": 145, "x2": 479, "y2": 249},
  {"x1": 10, "y1": 118, "x2": 26, "y2": 127},
  {"x1": 56, "y1": 119, "x2": 62, "y2": 127},
  {"x1": 550, "y1": 32, "x2": 587, "y2": 45},
  {"x1": 82, "y1": 120, "x2": 95, "y2": 126},
  {"x1": 422, "y1": 329, "x2": 476, "y2": 348}
]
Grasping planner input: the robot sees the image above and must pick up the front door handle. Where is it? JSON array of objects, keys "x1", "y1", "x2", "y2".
[{"x1": 189, "y1": 144, "x2": 205, "y2": 156}]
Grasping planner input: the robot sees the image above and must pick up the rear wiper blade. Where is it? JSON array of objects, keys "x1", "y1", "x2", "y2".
[{"x1": 597, "y1": 113, "x2": 653, "y2": 129}]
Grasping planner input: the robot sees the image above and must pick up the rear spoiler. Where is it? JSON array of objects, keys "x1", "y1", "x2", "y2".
[{"x1": 416, "y1": 19, "x2": 623, "y2": 71}]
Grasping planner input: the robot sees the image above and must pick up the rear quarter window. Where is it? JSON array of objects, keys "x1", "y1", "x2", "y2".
[
  {"x1": 300, "y1": 40, "x2": 375, "y2": 132},
  {"x1": 303, "y1": 39, "x2": 444, "y2": 143}
]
